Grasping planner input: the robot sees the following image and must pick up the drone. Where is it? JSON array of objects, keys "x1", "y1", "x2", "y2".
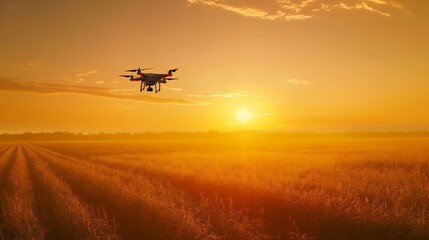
[{"x1": 119, "y1": 68, "x2": 179, "y2": 93}]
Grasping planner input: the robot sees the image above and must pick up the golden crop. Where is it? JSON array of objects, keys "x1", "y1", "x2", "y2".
[{"x1": 0, "y1": 137, "x2": 428, "y2": 239}]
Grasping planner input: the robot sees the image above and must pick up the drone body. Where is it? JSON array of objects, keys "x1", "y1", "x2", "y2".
[{"x1": 119, "y1": 68, "x2": 178, "y2": 93}]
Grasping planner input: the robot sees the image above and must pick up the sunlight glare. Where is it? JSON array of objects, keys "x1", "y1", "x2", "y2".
[{"x1": 236, "y1": 109, "x2": 251, "y2": 123}]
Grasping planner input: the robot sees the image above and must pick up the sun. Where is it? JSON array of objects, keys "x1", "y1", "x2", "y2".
[{"x1": 236, "y1": 109, "x2": 251, "y2": 123}]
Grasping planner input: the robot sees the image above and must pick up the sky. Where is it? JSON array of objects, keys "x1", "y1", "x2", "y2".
[{"x1": 0, "y1": 0, "x2": 428, "y2": 133}]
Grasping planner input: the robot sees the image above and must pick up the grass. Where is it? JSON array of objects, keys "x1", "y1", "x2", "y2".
[{"x1": 1, "y1": 136, "x2": 429, "y2": 239}]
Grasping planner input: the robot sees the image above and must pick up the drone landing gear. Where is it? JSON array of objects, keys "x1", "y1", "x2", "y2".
[
  {"x1": 155, "y1": 82, "x2": 161, "y2": 93},
  {"x1": 140, "y1": 81, "x2": 146, "y2": 92}
]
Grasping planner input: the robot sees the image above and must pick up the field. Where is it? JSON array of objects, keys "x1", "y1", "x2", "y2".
[{"x1": 0, "y1": 136, "x2": 429, "y2": 240}]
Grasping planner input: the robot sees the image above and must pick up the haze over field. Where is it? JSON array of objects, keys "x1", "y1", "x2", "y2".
[{"x1": 1, "y1": 0, "x2": 428, "y2": 133}]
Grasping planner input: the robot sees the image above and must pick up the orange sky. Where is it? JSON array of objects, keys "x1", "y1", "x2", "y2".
[{"x1": 0, "y1": 0, "x2": 428, "y2": 133}]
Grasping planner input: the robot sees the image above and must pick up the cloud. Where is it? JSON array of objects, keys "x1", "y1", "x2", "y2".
[
  {"x1": 287, "y1": 78, "x2": 311, "y2": 85},
  {"x1": 366, "y1": 0, "x2": 388, "y2": 5},
  {"x1": 67, "y1": 70, "x2": 98, "y2": 83},
  {"x1": 320, "y1": 2, "x2": 391, "y2": 17},
  {"x1": 163, "y1": 86, "x2": 184, "y2": 92},
  {"x1": 187, "y1": 0, "x2": 405, "y2": 20},
  {"x1": 278, "y1": 0, "x2": 318, "y2": 13},
  {"x1": 284, "y1": 14, "x2": 312, "y2": 20},
  {"x1": 366, "y1": 0, "x2": 402, "y2": 8},
  {"x1": 188, "y1": 0, "x2": 310, "y2": 20},
  {"x1": 78, "y1": 70, "x2": 97, "y2": 75},
  {"x1": 188, "y1": 90, "x2": 252, "y2": 98},
  {"x1": 0, "y1": 78, "x2": 208, "y2": 106}
]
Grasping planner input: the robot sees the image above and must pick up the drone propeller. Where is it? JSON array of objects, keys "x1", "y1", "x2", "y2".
[
  {"x1": 167, "y1": 68, "x2": 179, "y2": 75},
  {"x1": 125, "y1": 68, "x2": 153, "y2": 72},
  {"x1": 119, "y1": 75, "x2": 133, "y2": 78},
  {"x1": 166, "y1": 78, "x2": 178, "y2": 80}
]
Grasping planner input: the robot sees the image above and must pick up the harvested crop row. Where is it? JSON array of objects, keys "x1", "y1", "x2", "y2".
[
  {"x1": 22, "y1": 145, "x2": 121, "y2": 240},
  {"x1": 29, "y1": 144, "x2": 275, "y2": 240},
  {"x1": 25, "y1": 144, "x2": 218, "y2": 240},
  {"x1": 0, "y1": 144, "x2": 45, "y2": 239}
]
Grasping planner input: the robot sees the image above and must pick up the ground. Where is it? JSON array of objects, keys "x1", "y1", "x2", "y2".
[{"x1": 0, "y1": 136, "x2": 428, "y2": 239}]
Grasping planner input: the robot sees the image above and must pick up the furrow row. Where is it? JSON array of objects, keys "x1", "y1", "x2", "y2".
[
  {"x1": 0, "y1": 144, "x2": 14, "y2": 159},
  {"x1": 0, "y1": 144, "x2": 17, "y2": 240},
  {"x1": 29, "y1": 143, "x2": 273, "y2": 240},
  {"x1": 22, "y1": 144, "x2": 121, "y2": 239},
  {"x1": 25, "y1": 144, "x2": 220, "y2": 240},
  {"x1": 0, "y1": 144, "x2": 45, "y2": 239},
  {"x1": 0, "y1": 144, "x2": 16, "y2": 190},
  {"x1": 33, "y1": 143, "x2": 429, "y2": 240}
]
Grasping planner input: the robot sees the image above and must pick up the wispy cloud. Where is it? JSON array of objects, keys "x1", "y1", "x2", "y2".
[
  {"x1": 319, "y1": 2, "x2": 391, "y2": 17},
  {"x1": 287, "y1": 78, "x2": 311, "y2": 85},
  {"x1": 187, "y1": 0, "x2": 405, "y2": 21},
  {"x1": 163, "y1": 86, "x2": 184, "y2": 92},
  {"x1": 76, "y1": 70, "x2": 97, "y2": 77},
  {"x1": 188, "y1": 90, "x2": 252, "y2": 98},
  {"x1": 366, "y1": 0, "x2": 402, "y2": 8},
  {"x1": 188, "y1": 0, "x2": 310, "y2": 20},
  {"x1": 64, "y1": 70, "x2": 98, "y2": 83},
  {"x1": 0, "y1": 78, "x2": 208, "y2": 106}
]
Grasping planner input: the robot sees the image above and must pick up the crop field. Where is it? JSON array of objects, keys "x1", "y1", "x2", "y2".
[{"x1": 0, "y1": 137, "x2": 429, "y2": 240}]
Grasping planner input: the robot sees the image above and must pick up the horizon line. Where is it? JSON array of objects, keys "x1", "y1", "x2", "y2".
[{"x1": 2, "y1": 130, "x2": 429, "y2": 135}]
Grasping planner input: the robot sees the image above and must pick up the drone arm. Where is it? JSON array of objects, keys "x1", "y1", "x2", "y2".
[{"x1": 167, "y1": 68, "x2": 178, "y2": 76}]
